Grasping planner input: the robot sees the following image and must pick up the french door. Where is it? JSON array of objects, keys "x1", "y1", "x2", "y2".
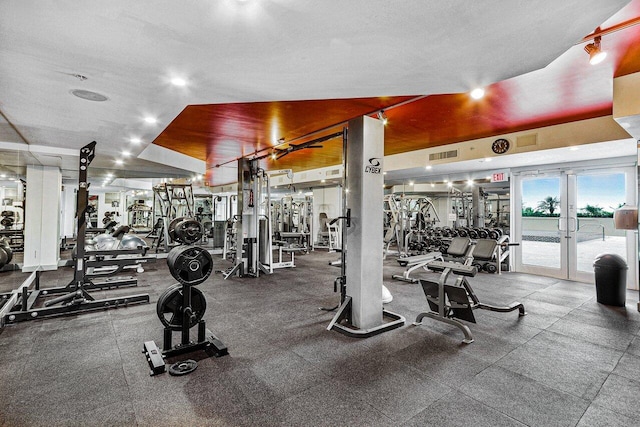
[{"x1": 513, "y1": 166, "x2": 636, "y2": 286}]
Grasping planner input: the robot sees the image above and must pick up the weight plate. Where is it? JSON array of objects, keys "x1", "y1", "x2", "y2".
[
  {"x1": 168, "y1": 216, "x2": 186, "y2": 242},
  {"x1": 156, "y1": 284, "x2": 207, "y2": 330},
  {"x1": 168, "y1": 359, "x2": 198, "y2": 376},
  {"x1": 488, "y1": 229, "x2": 499, "y2": 240},
  {"x1": 0, "y1": 247, "x2": 8, "y2": 268},
  {"x1": 167, "y1": 245, "x2": 213, "y2": 286},
  {"x1": 2, "y1": 245, "x2": 12, "y2": 263},
  {"x1": 174, "y1": 219, "x2": 203, "y2": 245}
]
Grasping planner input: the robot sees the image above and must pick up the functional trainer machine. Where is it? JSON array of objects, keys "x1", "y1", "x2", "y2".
[
  {"x1": 1, "y1": 142, "x2": 150, "y2": 324},
  {"x1": 143, "y1": 245, "x2": 228, "y2": 376},
  {"x1": 326, "y1": 118, "x2": 405, "y2": 337},
  {"x1": 413, "y1": 237, "x2": 526, "y2": 343}
]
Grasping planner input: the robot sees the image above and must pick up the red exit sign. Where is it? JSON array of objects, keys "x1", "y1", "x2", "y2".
[{"x1": 491, "y1": 171, "x2": 508, "y2": 182}]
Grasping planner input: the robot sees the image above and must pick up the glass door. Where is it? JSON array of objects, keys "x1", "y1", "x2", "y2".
[
  {"x1": 572, "y1": 170, "x2": 632, "y2": 283},
  {"x1": 514, "y1": 166, "x2": 635, "y2": 285},
  {"x1": 514, "y1": 174, "x2": 566, "y2": 278}
]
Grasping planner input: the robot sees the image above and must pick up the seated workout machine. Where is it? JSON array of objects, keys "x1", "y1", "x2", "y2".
[
  {"x1": 143, "y1": 245, "x2": 228, "y2": 376},
  {"x1": 414, "y1": 237, "x2": 526, "y2": 344},
  {"x1": 470, "y1": 235, "x2": 516, "y2": 274},
  {"x1": 393, "y1": 250, "x2": 444, "y2": 283}
]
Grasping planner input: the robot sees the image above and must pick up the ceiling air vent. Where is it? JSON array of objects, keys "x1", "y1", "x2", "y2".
[
  {"x1": 429, "y1": 150, "x2": 458, "y2": 161},
  {"x1": 517, "y1": 134, "x2": 537, "y2": 147}
]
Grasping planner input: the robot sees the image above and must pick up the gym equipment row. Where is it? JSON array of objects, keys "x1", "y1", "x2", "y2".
[
  {"x1": 143, "y1": 245, "x2": 228, "y2": 376},
  {"x1": 413, "y1": 237, "x2": 526, "y2": 343},
  {"x1": 73, "y1": 222, "x2": 157, "y2": 277},
  {"x1": 395, "y1": 233, "x2": 516, "y2": 283},
  {"x1": 1, "y1": 142, "x2": 150, "y2": 325}
]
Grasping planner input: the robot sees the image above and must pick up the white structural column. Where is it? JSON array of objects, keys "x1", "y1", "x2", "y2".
[
  {"x1": 346, "y1": 116, "x2": 384, "y2": 329},
  {"x1": 23, "y1": 165, "x2": 61, "y2": 272}
]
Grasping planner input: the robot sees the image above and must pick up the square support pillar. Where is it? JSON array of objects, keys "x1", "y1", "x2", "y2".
[
  {"x1": 23, "y1": 165, "x2": 62, "y2": 272},
  {"x1": 346, "y1": 116, "x2": 384, "y2": 329}
]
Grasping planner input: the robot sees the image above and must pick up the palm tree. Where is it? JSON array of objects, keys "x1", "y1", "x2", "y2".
[
  {"x1": 583, "y1": 204, "x2": 604, "y2": 217},
  {"x1": 537, "y1": 196, "x2": 560, "y2": 215}
]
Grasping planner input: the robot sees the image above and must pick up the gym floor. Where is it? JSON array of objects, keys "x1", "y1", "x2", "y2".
[{"x1": 1, "y1": 250, "x2": 640, "y2": 426}]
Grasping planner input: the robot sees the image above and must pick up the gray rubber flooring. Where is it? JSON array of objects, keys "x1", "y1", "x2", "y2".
[{"x1": 1, "y1": 250, "x2": 640, "y2": 426}]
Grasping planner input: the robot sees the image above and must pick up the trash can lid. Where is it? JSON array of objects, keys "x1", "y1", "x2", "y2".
[{"x1": 593, "y1": 253, "x2": 628, "y2": 269}]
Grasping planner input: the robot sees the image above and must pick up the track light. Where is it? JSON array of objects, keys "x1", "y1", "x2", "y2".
[
  {"x1": 585, "y1": 36, "x2": 606, "y2": 65},
  {"x1": 377, "y1": 110, "x2": 388, "y2": 125}
]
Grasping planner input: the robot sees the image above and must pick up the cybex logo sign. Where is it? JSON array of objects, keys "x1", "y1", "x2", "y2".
[{"x1": 365, "y1": 157, "x2": 382, "y2": 174}]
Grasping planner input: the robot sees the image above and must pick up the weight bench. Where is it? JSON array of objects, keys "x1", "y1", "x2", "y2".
[
  {"x1": 392, "y1": 251, "x2": 443, "y2": 283},
  {"x1": 471, "y1": 236, "x2": 517, "y2": 274},
  {"x1": 414, "y1": 259, "x2": 526, "y2": 344}
]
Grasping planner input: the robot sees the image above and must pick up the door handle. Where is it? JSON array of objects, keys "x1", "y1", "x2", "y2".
[
  {"x1": 569, "y1": 217, "x2": 577, "y2": 232},
  {"x1": 558, "y1": 216, "x2": 567, "y2": 232}
]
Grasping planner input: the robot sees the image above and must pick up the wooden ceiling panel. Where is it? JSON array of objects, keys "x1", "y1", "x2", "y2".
[{"x1": 154, "y1": 4, "x2": 640, "y2": 186}]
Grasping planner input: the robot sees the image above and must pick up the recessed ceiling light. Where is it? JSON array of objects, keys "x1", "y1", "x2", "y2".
[
  {"x1": 409, "y1": 181, "x2": 414, "y2": 186},
  {"x1": 431, "y1": 183, "x2": 435, "y2": 187},
  {"x1": 484, "y1": 158, "x2": 492, "y2": 162},
  {"x1": 171, "y1": 77, "x2": 187, "y2": 87},
  {"x1": 115, "y1": 159, "x2": 124, "y2": 165},
  {"x1": 0, "y1": 174, "x2": 5, "y2": 178},
  {"x1": 467, "y1": 179, "x2": 474, "y2": 186},
  {"x1": 569, "y1": 146, "x2": 579, "y2": 151},
  {"x1": 425, "y1": 165, "x2": 432, "y2": 170},
  {"x1": 130, "y1": 137, "x2": 142, "y2": 144},
  {"x1": 144, "y1": 116, "x2": 158, "y2": 124},
  {"x1": 321, "y1": 179, "x2": 326, "y2": 183},
  {"x1": 122, "y1": 150, "x2": 131, "y2": 157},
  {"x1": 470, "y1": 88, "x2": 485, "y2": 100},
  {"x1": 70, "y1": 89, "x2": 108, "y2": 102}
]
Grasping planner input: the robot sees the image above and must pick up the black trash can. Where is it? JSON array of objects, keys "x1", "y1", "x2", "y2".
[{"x1": 593, "y1": 253, "x2": 628, "y2": 307}]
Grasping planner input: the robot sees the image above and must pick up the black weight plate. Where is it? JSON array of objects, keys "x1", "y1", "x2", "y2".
[
  {"x1": 488, "y1": 229, "x2": 500, "y2": 240},
  {"x1": 168, "y1": 359, "x2": 198, "y2": 376},
  {"x1": 0, "y1": 247, "x2": 8, "y2": 268},
  {"x1": 156, "y1": 284, "x2": 207, "y2": 330},
  {"x1": 167, "y1": 245, "x2": 213, "y2": 286},
  {"x1": 2, "y1": 245, "x2": 12, "y2": 263},
  {"x1": 175, "y1": 219, "x2": 203, "y2": 245},
  {"x1": 168, "y1": 216, "x2": 186, "y2": 242}
]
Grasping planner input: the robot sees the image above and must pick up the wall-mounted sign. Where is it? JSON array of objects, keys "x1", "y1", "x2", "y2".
[{"x1": 491, "y1": 170, "x2": 509, "y2": 183}]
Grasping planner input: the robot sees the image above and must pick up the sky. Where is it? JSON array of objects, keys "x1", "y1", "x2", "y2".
[{"x1": 521, "y1": 173, "x2": 626, "y2": 213}]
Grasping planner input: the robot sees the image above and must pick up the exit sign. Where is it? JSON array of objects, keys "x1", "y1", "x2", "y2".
[{"x1": 491, "y1": 170, "x2": 508, "y2": 182}]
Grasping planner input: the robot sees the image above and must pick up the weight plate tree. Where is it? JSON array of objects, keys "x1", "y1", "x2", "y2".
[
  {"x1": 166, "y1": 245, "x2": 213, "y2": 286},
  {"x1": 143, "y1": 244, "x2": 227, "y2": 376}
]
